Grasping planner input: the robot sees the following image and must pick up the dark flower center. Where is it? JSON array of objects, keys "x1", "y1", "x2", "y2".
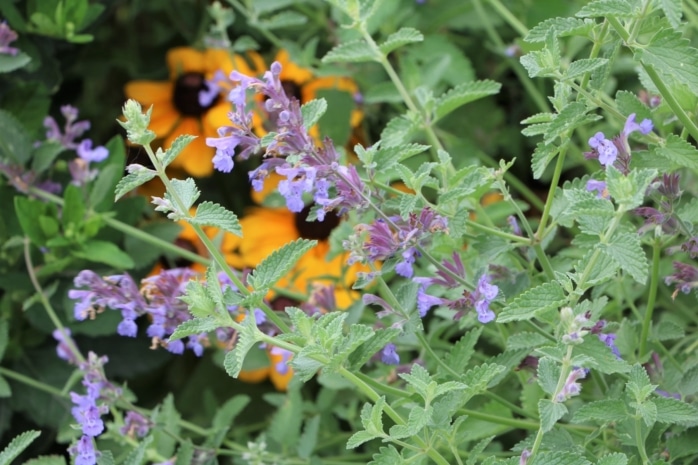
[
  {"x1": 294, "y1": 205, "x2": 340, "y2": 241},
  {"x1": 281, "y1": 80, "x2": 303, "y2": 101},
  {"x1": 172, "y1": 72, "x2": 218, "y2": 117},
  {"x1": 270, "y1": 296, "x2": 300, "y2": 311}
]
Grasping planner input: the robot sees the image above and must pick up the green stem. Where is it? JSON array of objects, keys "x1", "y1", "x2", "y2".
[
  {"x1": 638, "y1": 238, "x2": 660, "y2": 359},
  {"x1": 0, "y1": 366, "x2": 66, "y2": 397},
  {"x1": 535, "y1": 142, "x2": 567, "y2": 242},
  {"x1": 579, "y1": 21, "x2": 609, "y2": 91},
  {"x1": 464, "y1": 219, "x2": 530, "y2": 244},
  {"x1": 227, "y1": 0, "x2": 286, "y2": 49},
  {"x1": 487, "y1": 0, "x2": 528, "y2": 37},
  {"x1": 635, "y1": 417, "x2": 650, "y2": 465}
]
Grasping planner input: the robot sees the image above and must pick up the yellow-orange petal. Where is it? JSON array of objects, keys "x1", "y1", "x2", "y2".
[
  {"x1": 268, "y1": 349, "x2": 293, "y2": 391},
  {"x1": 250, "y1": 172, "x2": 284, "y2": 205},
  {"x1": 203, "y1": 49, "x2": 234, "y2": 76},
  {"x1": 244, "y1": 50, "x2": 266, "y2": 75},
  {"x1": 275, "y1": 49, "x2": 313, "y2": 85},
  {"x1": 167, "y1": 47, "x2": 206, "y2": 78},
  {"x1": 204, "y1": 102, "x2": 232, "y2": 136},
  {"x1": 237, "y1": 366, "x2": 271, "y2": 383},
  {"x1": 124, "y1": 81, "x2": 173, "y2": 105},
  {"x1": 482, "y1": 192, "x2": 504, "y2": 206},
  {"x1": 234, "y1": 208, "x2": 299, "y2": 267},
  {"x1": 165, "y1": 118, "x2": 215, "y2": 177}
]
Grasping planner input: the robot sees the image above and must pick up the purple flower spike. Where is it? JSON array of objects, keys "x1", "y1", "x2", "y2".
[
  {"x1": 380, "y1": 343, "x2": 400, "y2": 365},
  {"x1": 588, "y1": 132, "x2": 618, "y2": 166},
  {"x1": 69, "y1": 435, "x2": 99, "y2": 465}
]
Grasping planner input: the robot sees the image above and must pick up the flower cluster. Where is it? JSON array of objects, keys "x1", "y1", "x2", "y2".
[
  {"x1": 413, "y1": 253, "x2": 498, "y2": 323},
  {"x1": 68, "y1": 268, "x2": 207, "y2": 355},
  {"x1": 0, "y1": 21, "x2": 19, "y2": 56},
  {"x1": 555, "y1": 367, "x2": 588, "y2": 402},
  {"x1": 205, "y1": 61, "x2": 367, "y2": 220}
]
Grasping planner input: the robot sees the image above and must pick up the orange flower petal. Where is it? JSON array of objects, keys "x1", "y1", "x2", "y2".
[
  {"x1": 204, "y1": 49, "x2": 235, "y2": 76},
  {"x1": 167, "y1": 47, "x2": 206, "y2": 78},
  {"x1": 165, "y1": 118, "x2": 215, "y2": 177},
  {"x1": 204, "y1": 103, "x2": 232, "y2": 136},
  {"x1": 238, "y1": 366, "x2": 271, "y2": 383},
  {"x1": 244, "y1": 50, "x2": 266, "y2": 75},
  {"x1": 268, "y1": 349, "x2": 293, "y2": 391},
  {"x1": 275, "y1": 49, "x2": 313, "y2": 85},
  {"x1": 124, "y1": 81, "x2": 173, "y2": 105}
]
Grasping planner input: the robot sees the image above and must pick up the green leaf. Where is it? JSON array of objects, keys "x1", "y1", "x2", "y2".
[
  {"x1": 389, "y1": 406, "x2": 430, "y2": 439},
  {"x1": 347, "y1": 430, "x2": 378, "y2": 449},
  {"x1": 159, "y1": 134, "x2": 196, "y2": 168},
  {"x1": 505, "y1": 332, "x2": 550, "y2": 350},
  {"x1": 539, "y1": 399, "x2": 568, "y2": 432},
  {"x1": 0, "y1": 375, "x2": 11, "y2": 397},
  {"x1": 438, "y1": 328, "x2": 482, "y2": 376},
  {"x1": 189, "y1": 201, "x2": 241, "y2": 236},
  {"x1": 573, "y1": 337, "x2": 631, "y2": 374},
  {"x1": 74, "y1": 240, "x2": 135, "y2": 269},
  {"x1": 180, "y1": 279, "x2": 217, "y2": 318},
  {"x1": 615, "y1": 90, "x2": 652, "y2": 123},
  {"x1": 348, "y1": 397, "x2": 387, "y2": 448},
  {"x1": 572, "y1": 399, "x2": 628, "y2": 423},
  {"x1": 169, "y1": 317, "x2": 220, "y2": 341},
  {"x1": 297, "y1": 415, "x2": 320, "y2": 459},
  {"x1": 14, "y1": 197, "x2": 55, "y2": 245},
  {"x1": 463, "y1": 363, "x2": 506, "y2": 391},
  {"x1": 653, "y1": 134, "x2": 698, "y2": 174},
  {"x1": 268, "y1": 386, "x2": 303, "y2": 448},
  {"x1": 0, "y1": 52, "x2": 31, "y2": 73},
  {"x1": 300, "y1": 98, "x2": 328, "y2": 129},
  {"x1": 525, "y1": 17, "x2": 592, "y2": 42},
  {"x1": 653, "y1": 396, "x2": 698, "y2": 425},
  {"x1": 62, "y1": 184, "x2": 86, "y2": 230},
  {"x1": 0, "y1": 109, "x2": 32, "y2": 164},
  {"x1": 597, "y1": 453, "x2": 628, "y2": 465},
  {"x1": 23, "y1": 456, "x2": 68, "y2": 465},
  {"x1": 347, "y1": 328, "x2": 400, "y2": 370},
  {"x1": 122, "y1": 435, "x2": 152, "y2": 465},
  {"x1": 498, "y1": 281, "x2": 566, "y2": 322},
  {"x1": 577, "y1": 0, "x2": 639, "y2": 17},
  {"x1": 434, "y1": 80, "x2": 501, "y2": 122},
  {"x1": 659, "y1": 0, "x2": 682, "y2": 29},
  {"x1": 174, "y1": 441, "x2": 194, "y2": 465},
  {"x1": 0, "y1": 430, "x2": 41, "y2": 465},
  {"x1": 114, "y1": 166, "x2": 157, "y2": 201},
  {"x1": 322, "y1": 39, "x2": 377, "y2": 63},
  {"x1": 248, "y1": 238, "x2": 316, "y2": 291},
  {"x1": 601, "y1": 232, "x2": 648, "y2": 284},
  {"x1": 531, "y1": 451, "x2": 593, "y2": 465},
  {"x1": 667, "y1": 429, "x2": 698, "y2": 461},
  {"x1": 572, "y1": 198, "x2": 614, "y2": 235},
  {"x1": 0, "y1": 319, "x2": 9, "y2": 362},
  {"x1": 368, "y1": 446, "x2": 402, "y2": 465},
  {"x1": 363, "y1": 81, "x2": 402, "y2": 104},
  {"x1": 544, "y1": 102, "x2": 600, "y2": 145},
  {"x1": 223, "y1": 316, "x2": 260, "y2": 378},
  {"x1": 537, "y1": 357, "x2": 561, "y2": 395},
  {"x1": 380, "y1": 114, "x2": 418, "y2": 147},
  {"x1": 531, "y1": 143, "x2": 559, "y2": 179},
  {"x1": 213, "y1": 395, "x2": 250, "y2": 429},
  {"x1": 634, "y1": 27, "x2": 698, "y2": 90},
  {"x1": 31, "y1": 142, "x2": 64, "y2": 174},
  {"x1": 256, "y1": 10, "x2": 307, "y2": 29},
  {"x1": 378, "y1": 27, "x2": 424, "y2": 55},
  {"x1": 626, "y1": 364, "x2": 656, "y2": 401},
  {"x1": 166, "y1": 178, "x2": 200, "y2": 213},
  {"x1": 565, "y1": 58, "x2": 608, "y2": 80},
  {"x1": 605, "y1": 166, "x2": 657, "y2": 211}
]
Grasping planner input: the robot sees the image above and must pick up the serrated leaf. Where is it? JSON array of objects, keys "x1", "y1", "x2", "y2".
[
  {"x1": 597, "y1": 453, "x2": 628, "y2": 465},
  {"x1": 522, "y1": 113, "x2": 555, "y2": 124},
  {"x1": 572, "y1": 399, "x2": 628, "y2": 423},
  {"x1": 123, "y1": 435, "x2": 152, "y2": 465},
  {"x1": 389, "y1": 406, "x2": 430, "y2": 439},
  {"x1": 23, "y1": 455, "x2": 67, "y2": 465},
  {"x1": 654, "y1": 134, "x2": 698, "y2": 174},
  {"x1": 347, "y1": 328, "x2": 401, "y2": 370},
  {"x1": 537, "y1": 357, "x2": 561, "y2": 395},
  {"x1": 300, "y1": 98, "x2": 328, "y2": 129},
  {"x1": 248, "y1": 238, "x2": 316, "y2": 291},
  {"x1": 0, "y1": 430, "x2": 41, "y2": 465},
  {"x1": 614, "y1": 90, "x2": 652, "y2": 123},
  {"x1": 347, "y1": 430, "x2": 378, "y2": 449},
  {"x1": 654, "y1": 396, "x2": 698, "y2": 425},
  {"x1": 545, "y1": 102, "x2": 600, "y2": 145},
  {"x1": 463, "y1": 363, "x2": 505, "y2": 391},
  {"x1": 601, "y1": 232, "x2": 648, "y2": 284},
  {"x1": 439, "y1": 328, "x2": 482, "y2": 376},
  {"x1": 115, "y1": 167, "x2": 157, "y2": 200},
  {"x1": 166, "y1": 178, "x2": 200, "y2": 212},
  {"x1": 539, "y1": 399, "x2": 568, "y2": 432},
  {"x1": 530, "y1": 451, "x2": 592, "y2": 465},
  {"x1": 526, "y1": 17, "x2": 592, "y2": 42},
  {"x1": 380, "y1": 114, "x2": 418, "y2": 147},
  {"x1": 577, "y1": 0, "x2": 639, "y2": 17},
  {"x1": 498, "y1": 281, "x2": 566, "y2": 322},
  {"x1": 506, "y1": 332, "x2": 550, "y2": 350},
  {"x1": 160, "y1": 134, "x2": 196, "y2": 168},
  {"x1": 565, "y1": 58, "x2": 608, "y2": 80},
  {"x1": 297, "y1": 415, "x2": 320, "y2": 459},
  {"x1": 434, "y1": 80, "x2": 501, "y2": 121},
  {"x1": 180, "y1": 279, "x2": 217, "y2": 318},
  {"x1": 189, "y1": 201, "x2": 241, "y2": 236},
  {"x1": 634, "y1": 27, "x2": 698, "y2": 90},
  {"x1": 659, "y1": 0, "x2": 682, "y2": 29},
  {"x1": 574, "y1": 337, "x2": 631, "y2": 374},
  {"x1": 368, "y1": 446, "x2": 402, "y2": 465},
  {"x1": 605, "y1": 166, "x2": 656, "y2": 211},
  {"x1": 169, "y1": 317, "x2": 220, "y2": 342},
  {"x1": 379, "y1": 27, "x2": 423, "y2": 55},
  {"x1": 174, "y1": 441, "x2": 194, "y2": 465},
  {"x1": 0, "y1": 109, "x2": 32, "y2": 164},
  {"x1": 322, "y1": 39, "x2": 377, "y2": 63},
  {"x1": 531, "y1": 143, "x2": 559, "y2": 179},
  {"x1": 223, "y1": 316, "x2": 260, "y2": 378},
  {"x1": 637, "y1": 399, "x2": 658, "y2": 426}
]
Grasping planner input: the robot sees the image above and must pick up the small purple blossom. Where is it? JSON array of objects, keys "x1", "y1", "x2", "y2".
[
  {"x1": 395, "y1": 247, "x2": 418, "y2": 278},
  {"x1": 380, "y1": 343, "x2": 400, "y2": 365},
  {"x1": 598, "y1": 333, "x2": 621, "y2": 359},
  {"x1": 665, "y1": 261, "x2": 698, "y2": 298},
  {"x1": 415, "y1": 282, "x2": 446, "y2": 317},
  {"x1": 588, "y1": 132, "x2": 618, "y2": 166},
  {"x1": 556, "y1": 367, "x2": 588, "y2": 402},
  {"x1": 53, "y1": 328, "x2": 79, "y2": 364},
  {"x1": 623, "y1": 113, "x2": 653, "y2": 137},
  {"x1": 473, "y1": 274, "x2": 498, "y2": 323},
  {"x1": 507, "y1": 215, "x2": 522, "y2": 235},
  {"x1": 69, "y1": 436, "x2": 99, "y2": 465},
  {"x1": 121, "y1": 411, "x2": 151, "y2": 438},
  {"x1": 270, "y1": 346, "x2": 293, "y2": 375},
  {"x1": 77, "y1": 139, "x2": 109, "y2": 163},
  {"x1": 586, "y1": 179, "x2": 609, "y2": 199},
  {"x1": 0, "y1": 21, "x2": 19, "y2": 56},
  {"x1": 44, "y1": 105, "x2": 91, "y2": 150}
]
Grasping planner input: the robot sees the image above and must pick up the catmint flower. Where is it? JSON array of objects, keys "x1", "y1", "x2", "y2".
[
  {"x1": 588, "y1": 132, "x2": 618, "y2": 166},
  {"x1": 77, "y1": 139, "x2": 109, "y2": 163},
  {"x1": 598, "y1": 333, "x2": 621, "y2": 359},
  {"x1": 474, "y1": 274, "x2": 498, "y2": 323},
  {"x1": 519, "y1": 450, "x2": 531, "y2": 465},
  {"x1": 507, "y1": 216, "x2": 522, "y2": 235},
  {"x1": 53, "y1": 328, "x2": 79, "y2": 365},
  {"x1": 586, "y1": 179, "x2": 609, "y2": 199},
  {"x1": 622, "y1": 113, "x2": 653, "y2": 137},
  {"x1": 0, "y1": 21, "x2": 19, "y2": 56},
  {"x1": 395, "y1": 247, "x2": 418, "y2": 278},
  {"x1": 380, "y1": 343, "x2": 400, "y2": 365},
  {"x1": 363, "y1": 293, "x2": 396, "y2": 319},
  {"x1": 556, "y1": 367, "x2": 588, "y2": 402},
  {"x1": 415, "y1": 281, "x2": 446, "y2": 317},
  {"x1": 270, "y1": 346, "x2": 293, "y2": 375},
  {"x1": 561, "y1": 307, "x2": 589, "y2": 344},
  {"x1": 665, "y1": 262, "x2": 698, "y2": 298},
  {"x1": 121, "y1": 411, "x2": 151, "y2": 438},
  {"x1": 69, "y1": 436, "x2": 99, "y2": 465},
  {"x1": 44, "y1": 105, "x2": 91, "y2": 150}
]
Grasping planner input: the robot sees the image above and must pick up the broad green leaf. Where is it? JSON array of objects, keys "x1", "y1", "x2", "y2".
[
  {"x1": 678, "y1": 365, "x2": 698, "y2": 396},
  {"x1": 605, "y1": 166, "x2": 656, "y2": 211},
  {"x1": 577, "y1": 0, "x2": 639, "y2": 17},
  {"x1": 537, "y1": 357, "x2": 560, "y2": 395},
  {"x1": 256, "y1": 10, "x2": 307, "y2": 29},
  {"x1": 347, "y1": 430, "x2": 378, "y2": 449},
  {"x1": 626, "y1": 364, "x2": 655, "y2": 401},
  {"x1": 399, "y1": 363, "x2": 432, "y2": 399},
  {"x1": 213, "y1": 396, "x2": 250, "y2": 429},
  {"x1": 434, "y1": 80, "x2": 501, "y2": 121},
  {"x1": 572, "y1": 198, "x2": 614, "y2": 235},
  {"x1": 498, "y1": 281, "x2": 566, "y2": 322},
  {"x1": 0, "y1": 430, "x2": 41, "y2": 465},
  {"x1": 379, "y1": 27, "x2": 423, "y2": 55},
  {"x1": 368, "y1": 446, "x2": 402, "y2": 464},
  {"x1": 180, "y1": 279, "x2": 217, "y2": 318},
  {"x1": 572, "y1": 399, "x2": 628, "y2": 423},
  {"x1": 297, "y1": 415, "x2": 320, "y2": 459},
  {"x1": 667, "y1": 429, "x2": 698, "y2": 461},
  {"x1": 368, "y1": 143, "x2": 429, "y2": 171},
  {"x1": 168, "y1": 317, "x2": 220, "y2": 341},
  {"x1": 530, "y1": 451, "x2": 592, "y2": 465},
  {"x1": 573, "y1": 337, "x2": 631, "y2": 374},
  {"x1": 223, "y1": 316, "x2": 260, "y2": 378},
  {"x1": 251, "y1": 0, "x2": 299, "y2": 15},
  {"x1": 565, "y1": 58, "x2": 608, "y2": 80},
  {"x1": 389, "y1": 406, "x2": 430, "y2": 439},
  {"x1": 531, "y1": 143, "x2": 559, "y2": 179},
  {"x1": 653, "y1": 396, "x2": 698, "y2": 425},
  {"x1": 545, "y1": 102, "x2": 600, "y2": 145},
  {"x1": 525, "y1": 17, "x2": 593, "y2": 42},
  {"x1": 539, "y1": 399, "x2": 568, "y2": 432},
  {"x1": 269, "y1": 386, "x2": 303, "y2": 448},
  {"x1": 248, "y1": 238, "x2": 316, "y2": 291},
  {"x1": 0, "y1": 109, "x2": 32, "y2": 164},
  {"x1": 115, "y1": 166, "x2": 157, "y2": 200},
  {"x1": 347, "y1": 328, "x2": 400, "y2": 370},
  {"x1": 597, "y1": 453, "x2": 628, "y2": 465},
  {"x1": 463, "y1": 363, "x2": 505, "y2": 391},
  {"x1": 438, "y1": 328, "x2": 482, "y2": 376},
  {"x1": 166, "y1": 178, "x2": 200, "y2": 213},
  {"x1": 652, "y1": 320, "x2": 684, "y2": 341},
  {"x1": 160, "y1": 134, "x2": 196, "y2": 168},
  {"x1": 505, "y1": 332, "x2": 550, "y2": 350},
  {"x1": 62, "y1": 184, "x2": 86, "y2": 230},
  {"x1": 380, "y1": 114, "x2": 418, "y2": 147},
  {"x1": 0, "y1": 52, "x2": 30, "y2": 73},
  {"x1": 189, "y1": 201, "x2": 241, "y2": 236},
  {"x1": 0, "y1": 375, "x2": 10, "y2": 397},
  {"x1": 174, "y1": 441, "x2": 194, "y2": 465},
  {"x1": 601, "y1": 232, "x2": 648, "y2": 284},
  {"x1": 653, "y1": 134, "x2": 698, "y2": 174},
  {"x1": 14, "y1": 197, "x2": 56, "y2": 245},
  {"x1": 31, "y1": 141, "x2": 64, "y2": 174},
  {"x1": 659, "y1": 0, "x2": 682, "y2": 29},
  {"x1": 637, "y1": 400, "x2": 658, "y2": 426},
  {"x1": 363, "y1": 81, "x2": 402, "y2": 104},
  {"x1": 74, "y1": 240, "x2": 135, "y2": 269},
  {"x1": 322, "y1": 39, "x2": 377, "y2": 63},
  {"x1": 300, "y1": 98, "x2": 328, "y2": 129},
  {"x1": 634, "y1": 27, "x2": 698, "y2": 90},
  {"x1": 23, "y1": 456, "x2": 67, "y2": 465},
  {"x1": 122, "y1": 435, "x2": 152, "y2": 465},
  {"x1": 521, "y1": 113, "x2": 554, "y2": 124},
  {"x1": 614, "y1": 90, "x2": 652, "y2": 123}
]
